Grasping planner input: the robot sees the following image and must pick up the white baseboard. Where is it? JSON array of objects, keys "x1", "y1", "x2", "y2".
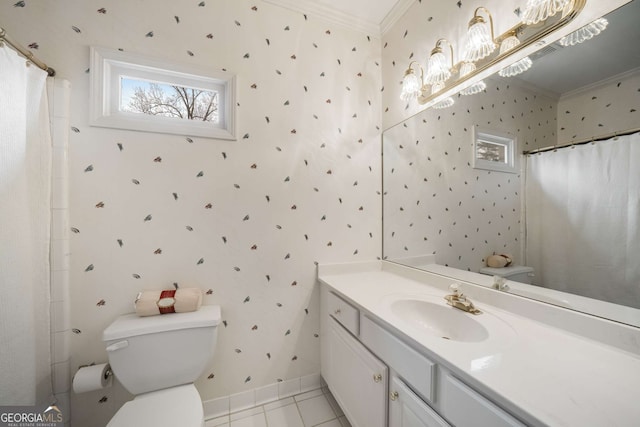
[{"x1": 203, "y1": 373, "x2": 324, "y2": 420}]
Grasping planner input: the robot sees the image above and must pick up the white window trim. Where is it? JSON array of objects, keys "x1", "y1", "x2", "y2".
[
  {"x1": 472, "y1": 126, "x2": 517, "y2": 174},
  {"x1": 90, "y1": 46, "x2": 237, "y2": 140}
]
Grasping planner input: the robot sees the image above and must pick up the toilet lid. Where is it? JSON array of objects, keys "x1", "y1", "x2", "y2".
[{"x1": 107, "y1": 384, "x2": 203, "y2": 427}]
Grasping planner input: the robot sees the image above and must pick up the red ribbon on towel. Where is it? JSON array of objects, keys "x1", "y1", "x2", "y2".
[{"x1": 157, "y1": 290, "x2": 176, "y2": 314}]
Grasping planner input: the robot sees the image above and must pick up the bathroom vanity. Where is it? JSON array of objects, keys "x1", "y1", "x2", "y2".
[{"x1": 318, "y1": 261, "x2": 640, "y2": 427}]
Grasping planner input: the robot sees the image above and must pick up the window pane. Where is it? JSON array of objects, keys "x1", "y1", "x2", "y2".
[
  {"x1": 120, "y1": 77, "x2": 219, "y2": 123},
  {"x1": 476, "y1": 139, "x2": 507, "y2": 163}
]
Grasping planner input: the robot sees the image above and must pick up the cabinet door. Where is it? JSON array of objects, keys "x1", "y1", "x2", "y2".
[
  {"x1": 328, "y1": 318, "x2": 387, "y2": 427},
  {"x1": 440, "y1": 374, "x2": 526, "y2": 427},
  {"x1": 389, "y1": 375, "x2": 450, "y2": 427}
]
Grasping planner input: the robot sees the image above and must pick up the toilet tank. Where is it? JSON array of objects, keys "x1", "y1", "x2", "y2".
[
  {"x1": 103, "y1": 305, "x2": 221, "y2": 395},
  {"x1": 479, "y1": 265, "x2": 535, "y2": 284}
]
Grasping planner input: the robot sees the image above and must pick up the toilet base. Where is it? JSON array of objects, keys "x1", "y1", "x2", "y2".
[{"x1": 107, "y1": 384, "x2": 204, "y2": 427}]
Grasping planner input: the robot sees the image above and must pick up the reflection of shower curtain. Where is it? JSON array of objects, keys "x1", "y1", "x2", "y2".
[
  {"x1": 526, "y1": 133, "x2": 640, "y2": 309},
  {"x1": 0, "y1": 46, "x2": 52, "y2": 404}
]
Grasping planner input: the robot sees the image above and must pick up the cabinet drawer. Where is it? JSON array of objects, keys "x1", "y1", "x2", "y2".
[
  {"x1": 441, "y1": 374, "x2": 525, "y2": 427},
  {"x1": 360, "y1": 315, "x2": 436, "y2": 403},
  {"x1": 328, "y1": 292, "x2": 359, "y2": 336}
]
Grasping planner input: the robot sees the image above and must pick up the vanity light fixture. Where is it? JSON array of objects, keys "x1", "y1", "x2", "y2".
[
  {"x1": 400, "y1": 61, "x2": 425, "y2": 101},
  {"x1": 522, "y1": 0, "x2": 571, "y2": 25},
  {"x1": 497, "y1": 32, "x2": 533, "y2": 77},
  {"x1": 398, "y1": 0, "x2": 585, "y2": 106},
  {"x1": 465, "y1": 7, "x2": 497, "y2": 63},
  {"x1": 558, "y1": 17, "x2": 608, "y2": 46},
  {"x1": 431, "y1": 82, "x2": 455, "y2": 109},
  {"x1": 459, "y1": 62, "x2": 487, "y2": 95},
  {"x1": 424, "y1": 38, "x2": 456, "y2": 85}
]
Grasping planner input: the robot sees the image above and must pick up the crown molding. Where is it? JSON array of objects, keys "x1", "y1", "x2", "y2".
[
  {"x1": 263, "y1": 0, "x2": 378, "y2": 35},
  {"x1": 560, "y1": 66, "x2": 640, "y2": 100},
  {"x1": 263, "y1": 0, "x2": 415, "y2": 36},
  {"x1": 381, "y1": 0, "x2": 416, "y2": 36}
]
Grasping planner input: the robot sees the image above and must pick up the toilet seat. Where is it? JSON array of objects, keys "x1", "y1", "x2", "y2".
[{"x1": 107, "y1": 384, "x2": 204, "y2": 427}]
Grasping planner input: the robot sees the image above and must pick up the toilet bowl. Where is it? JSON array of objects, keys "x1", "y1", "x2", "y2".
[
  {"x1": 103, "y1": 305, "x2": 221, "y2": 427},
  {"x1": 106, "y1": 384, "x2": 203, "y2": 426},
  {"x1": 479, "y1": 265, "x2": 535, "y2": 284}
]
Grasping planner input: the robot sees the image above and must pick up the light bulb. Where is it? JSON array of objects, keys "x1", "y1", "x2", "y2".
[
  {"x1": 522, "y1": 0, "x2": 571, "y2": 25},
  {"x1": 497, "y1": 35, "x2": 532, "y2": 77},
  {"x1": 400, "y1": 70, "x2": 422, "y2": 101},
  {"x1": 459, "y1": 62, "x2": 486, "y2": 95},
  {"x1": 465, "y1": 15, "x2": 496, "y2": 62},
  {"x1": 425, "y1": 50, "x2": 452, "y2": 85},
  {"x1": 559, "y1": 18, "x2": 608, "y2": 47},
  {"x1": 431, "y1": 82, "x2": 455, "y2": 109}
]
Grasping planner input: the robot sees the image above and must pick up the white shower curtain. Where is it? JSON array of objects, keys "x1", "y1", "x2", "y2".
[
  {"x1": 526, "y1": 133, "x2": 640, "y2": 309},
  {"x1": 0, "y1": 45, "x2": 52, "y2": 405}
]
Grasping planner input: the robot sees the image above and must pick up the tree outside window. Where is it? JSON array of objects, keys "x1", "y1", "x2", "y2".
[{"x1": 121, "y1": 78, "x2": 219, "y2": 123}]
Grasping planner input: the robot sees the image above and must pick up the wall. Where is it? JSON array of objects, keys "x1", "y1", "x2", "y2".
[
  {"x1": 558, "y1": 69, "x2": 640, "y2": 142},
  {"x1": 48, "y1": 78, "x2": 72, "y2": 426},
  {"x1": 0, "y1": 1, "x2": 382, "y2": 425},
  {"x1": 383, "y1": 77, "x2": 556, "y2": 271}
]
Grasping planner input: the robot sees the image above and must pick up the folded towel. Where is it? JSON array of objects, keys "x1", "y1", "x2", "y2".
[
  {"x1": 486, "y1": 254, "x2": 512, "y2": 268},
  {"x1": 135, "y1": 288, "x2": 203, "y2": 317}
]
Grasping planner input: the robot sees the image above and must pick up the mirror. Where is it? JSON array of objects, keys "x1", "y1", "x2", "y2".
[{"x1": 382, "y1": 1, "x2": 640, "y2": 327}]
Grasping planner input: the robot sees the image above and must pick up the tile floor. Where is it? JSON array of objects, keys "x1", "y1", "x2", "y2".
[{"x1": 205, "y1": 387, "x2": 352, "y2": 427}]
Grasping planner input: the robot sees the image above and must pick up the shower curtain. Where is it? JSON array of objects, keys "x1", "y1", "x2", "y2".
[
  {"x1": 525, "y1": 133, "x2": 640, "y2": 309},
  {"x1": 0, "y1": 45, "x2": 52, "y2": 404}
]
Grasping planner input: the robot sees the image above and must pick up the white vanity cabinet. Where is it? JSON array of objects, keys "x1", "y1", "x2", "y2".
[
  {"x1": 323, "y1": 292, "x2": 388, "y2": 427},
  {"x1": 320, "y1": 285, "x2": 527, "y2": 427}
]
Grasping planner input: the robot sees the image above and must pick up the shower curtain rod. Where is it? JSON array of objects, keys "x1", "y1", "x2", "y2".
[
  {"x1": 0, "y1": 27, "x2": 56, "y2": 76},
  {"x1": 523, "y1": 127, "x2": 640, "y2": 155}
]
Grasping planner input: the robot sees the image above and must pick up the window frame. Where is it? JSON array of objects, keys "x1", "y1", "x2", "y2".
[
  {"x1": 472, "y1": 126, "x2": 517, "y2": 174},
  {"x1": 89, "y1": 46, "x2": 237, "y2": 140}
]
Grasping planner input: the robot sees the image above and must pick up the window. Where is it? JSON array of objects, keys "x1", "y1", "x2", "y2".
[
  {"x1": 90, "y1": 46, "x2": 236, "y2": 140},
  {"x1": 472, "y1": 126, "x2": 517, "y2": 173}
]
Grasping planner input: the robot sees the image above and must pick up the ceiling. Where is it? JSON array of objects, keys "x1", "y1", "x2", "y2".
[
  {"x1": 512, "y1": 0, "x2": 640, "y2": 96},
  {"x1": 263, "y1": 0, "x2": 414, "y2": 35}
]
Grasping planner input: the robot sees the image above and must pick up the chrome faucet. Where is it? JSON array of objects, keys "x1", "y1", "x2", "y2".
[
  {"x1": 492, "y1": 275, "x2": 510, "y2": 291},
  {"x1": 444, "y1": 284, "x2": 481, "y2": 315}
]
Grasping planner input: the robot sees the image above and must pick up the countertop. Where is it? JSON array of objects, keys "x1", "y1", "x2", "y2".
[{"x1": 318, "y1": 262, "x2": 640, "y2": 427}]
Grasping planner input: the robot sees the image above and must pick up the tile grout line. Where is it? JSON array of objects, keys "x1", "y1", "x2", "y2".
[{"x1": 207, "y1": 386, "x2": 343, "y2": 427}]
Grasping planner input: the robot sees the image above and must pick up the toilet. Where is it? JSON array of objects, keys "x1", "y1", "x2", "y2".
[
  {"x1": 479, "y1": 265, "x2": 535, "y2": 284},
  {"x1": 102, "y1": 305, "x2": 221, "y2": 427}
]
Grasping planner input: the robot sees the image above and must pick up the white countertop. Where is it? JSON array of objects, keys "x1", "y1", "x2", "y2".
[{"x1": 318, "y1": 262, "x2": 640, "y2": 427}]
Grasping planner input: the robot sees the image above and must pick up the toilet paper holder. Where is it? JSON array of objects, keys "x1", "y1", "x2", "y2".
[{"x1": 78, "y1": 363, "x2": 113, "y2": 380}]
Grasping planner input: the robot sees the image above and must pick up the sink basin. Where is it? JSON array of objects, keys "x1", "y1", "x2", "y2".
[{"x1": 389, "y1": 298, "x2": 489, "y2": 342}]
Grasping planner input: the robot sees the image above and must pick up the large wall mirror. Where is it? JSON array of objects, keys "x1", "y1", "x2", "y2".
[{"x1": 383, "y1": 0, "x2": 640, "y2": 327}]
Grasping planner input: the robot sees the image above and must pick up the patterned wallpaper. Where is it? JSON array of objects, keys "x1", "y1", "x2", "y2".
[
  {"x1": 383, "y1": 77, "x2": 556, "y2": 272},
  {"x1": 0, "y1": 1, "x2": 382, "y2": 426},
  {"x1": 558, "y1": 70, "x2": 640, "y2": 143}
]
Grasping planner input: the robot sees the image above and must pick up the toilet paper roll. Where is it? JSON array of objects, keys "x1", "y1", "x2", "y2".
[{"x1": 72, "y1": 363, "x2": 113, "y2": 393}]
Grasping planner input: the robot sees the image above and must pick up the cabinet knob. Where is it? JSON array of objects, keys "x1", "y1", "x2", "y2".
[
  {"x1": 334, "y1": 308, "x2": 341, "y2": 315},
  {"x1": 390, "y1": 391, "x2": 399, "y2": 401},
  {"x1": 373, "y1": 373, "x2": 383, "y2": 383}
]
